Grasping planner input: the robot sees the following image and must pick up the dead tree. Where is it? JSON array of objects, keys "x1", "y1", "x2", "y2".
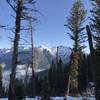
[
  {"x1": 29, "y1": 17, "x2": 36, "y2": 97},
  {"x1": 7, "y1": 0, "x2": 23, "y2": 100},
  {"x1": 86, "y1": 25, "x2": 95, "y2": 81},
  {"x1": 6, "y1": 0, "x2": 36, "y2": 99},
  {"x1": 86, "y1": 25, "x2": 100, "y2": 99},
  {"x1": 86, "y1": 25, "x2": 94, "y2": 54}
]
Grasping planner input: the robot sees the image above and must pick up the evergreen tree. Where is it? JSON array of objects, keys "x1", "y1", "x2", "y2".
[
  {"x1": 64, "y1": 62, "x2": 70, "y2": 94},
  {"x1": 48, "y1": 61, "x2": 57, "y2": 96},
  {"x1": 15, "y1": 79, "x2": 25, "y2": 100},
  {"x1": 40, "y1": 78, "x2": 51, "y2": 100},
  {"x1": 56, "y1": 58, "x2": 64, "y2": 95},
  {"x1": 90, "y1": 0, "x2": 100, "y2": 51},
  {"x1": 65, "y1": 0, "x2": 87, "y2": 52},
  {"x1": 68, "y1": 52, "x2": 80, "y2": 96},
  {"x1": 65, "y1": 0, "x2": 87, "y2": 96},
  {"x1": 90, "y1": 0, "x2": 100, "y2": 99},
  {"x1": 78, "y1": 54, "x2": 87, "y2": 92},
  {"x1": 94, "y1": 51, "x2": 100, "y2": 100},
  {"x1": 27, "y1": 75, "x2": 36, "y2": 97}
]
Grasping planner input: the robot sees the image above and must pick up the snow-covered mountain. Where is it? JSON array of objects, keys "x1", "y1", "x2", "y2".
[
  {"x1": 0, "y1": 46, "x2": 71, "y2": 87},
  {"x1": 0, "y1": 46, "x2": 71, "y2": 70}
]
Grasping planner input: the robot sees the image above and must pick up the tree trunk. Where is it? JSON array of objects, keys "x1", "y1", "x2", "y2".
[
  {"x1": 86, "y1": 25, "x2": 100, "y2": 100},
  {"x1": 8, "y1": 0, "x2": 23, "y2": 100},
  {"x1": 24, "y1": 64, "x2": 29, "y2": 99},
  {"x1": 86, "y1": 25, "x2": 94, "y2": 92},
  {"x1": 86, "y1": 25, "x2": 94, "y2": 54},
  {"x1": 66, "y1": 75, "x2": 70, "y2": 96},
  {"x1": 68, "y1": 52, "x2": 80, "y2": 96},
  {"x1": 94, "y1": 51, "x2": 100, "y2": 100},
  {"x1": 30, "y1": 18, "x2": 35, "y2": 97}
]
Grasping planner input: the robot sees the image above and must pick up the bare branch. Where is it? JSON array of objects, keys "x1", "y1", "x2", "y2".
[{"x1": 6, "y1": 0, "x2": 16, "y2": 12}]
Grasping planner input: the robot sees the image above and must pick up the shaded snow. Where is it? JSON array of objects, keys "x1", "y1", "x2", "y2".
[{"x1": 0, "y1": 96, "x2": 95, "y2": 100}]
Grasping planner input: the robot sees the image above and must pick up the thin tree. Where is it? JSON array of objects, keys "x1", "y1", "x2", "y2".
[
  {"x1": 28, "y1": 16, "x2": 36, "y2": 97},
  {"x1": 85, "y1": 25, "x2": 94, "y2": 96},
  {"x1": 6, "y1": 0, "x2": 36, "y2": 100},
  {"x1": 7, "y1": 1, "x2": 23, "y2": 100},
  {"x1": 86, "y1": 25, "x2": 94, "y2": 54},
  {"x1": 64, "y1": 0, "x2": 87, "y2": 96},
  {"x1": 0, "y1": 64, "x2": 2, "y2": 97}
]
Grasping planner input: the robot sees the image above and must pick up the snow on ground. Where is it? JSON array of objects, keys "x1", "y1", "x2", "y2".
[
  {"x1": 0, "y1": 96, "x2": 95, "y2": 100},
  {"x1": 51, "y1": 96, "x2": 95, "y2": 100}
]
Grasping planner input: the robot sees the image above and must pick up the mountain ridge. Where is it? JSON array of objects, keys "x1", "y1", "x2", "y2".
[{"x1": 0, "y1": 45, "x2": 71, "y2": 87}]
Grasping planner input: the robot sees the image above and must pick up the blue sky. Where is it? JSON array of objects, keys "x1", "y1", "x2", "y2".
[{"x1": 0, "y1": 0, "x2": 91, "y2": 51}]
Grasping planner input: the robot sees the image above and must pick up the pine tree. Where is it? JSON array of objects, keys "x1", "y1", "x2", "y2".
[
  {"x1": 68, "y1": 52, "x2": 80, "y2": 96},
  {"x1": 28, "y1": 75, "x2": 37, "y2": 97},
  {"x1": 56, "y1": 58, "x2": 64, "y2": 95},
  {"x1": 78, "y1": 54, "x2": 87, "y2": 92},
  {"x1": 65, "y1": 0, "x2": 87, "y2": 52},
  {"x1": 90, "y1": 0, "x2": 100, "y2": 99},
  {"x1": 40, "y1": 78, "x2": 51, "y2": 100},
  {"x1": 48, "y1": 61, "x2": 57, "y2": 96},
  {"x1": 15, "y1": 79, "x2": 25, "y2": 100},
  {"x1": 64, "y1": 0, "x2": 87, "y2": 96},
  {"x1": 90, "y1": 0, "x2": 100, "y2": 51}
]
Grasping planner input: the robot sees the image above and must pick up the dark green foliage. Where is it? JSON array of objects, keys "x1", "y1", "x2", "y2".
[
  {"x1": 64, "y1": 62, "x2": 71, "y2": 94},
  {"x1": 78, "y1": 54, "x2": 88, "y2": 92},
  {"x1": 93, "y1": 51, "x2": 100, "y2": 100},
  {"x1": 15, "y1": 79, "x2": 25, "y2": 100},
  {"x1": 64, "y1": 0, "x2": 87, "y2": 96},
  {"x1": 48, "y1": 60, "x2": 70, "y2": 96},
  {"x1": 26, "y1": 75, "x2": 37, "y2": 97},
  {"x1": 90, "y1": 0, "x2": 100, "y2": 99},
  {"x1": 90, "y1": 0, "x2": 100, "y2": 50},
  {"x1": 87, "y1": 55, "x2": 94, "y2": 82},
  {"x1": 48, "y1": 61, "x2": 57, "y2": 96},
  {"x1": 40, "y1": 78, "x2": 51, "y2": 100},
  {"x1": 56, "y1": 59, "x2": 65, "y2": 95}
]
